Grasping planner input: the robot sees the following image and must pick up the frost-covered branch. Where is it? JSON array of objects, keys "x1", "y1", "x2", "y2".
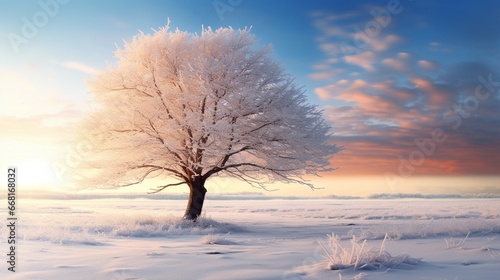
[{"x1": 77, "y1": 25, "x2": 341, "y2": 193}]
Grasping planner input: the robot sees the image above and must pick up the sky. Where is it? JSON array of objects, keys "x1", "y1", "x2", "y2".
[{"x1": 1, "y1": 0, "x2": 499, "y2": 196}]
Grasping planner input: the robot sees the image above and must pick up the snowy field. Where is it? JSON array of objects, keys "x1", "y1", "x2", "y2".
[{"x1": 2, "y1": 198, "x2": 500, "y2": 279}]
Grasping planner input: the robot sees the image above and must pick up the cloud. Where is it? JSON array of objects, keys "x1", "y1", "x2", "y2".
[
  {"x1": 364, "y1": 34, "x2": 400, "y2": 52},
  {"x1": 382, "y1": 57, "x2": 406, "y2": 71},
  {"x1": 309, "y1": 7, "x2": 500, "y2": 178},
  {"x1": 418, "y1": 60, "x2": 438, "y2": 70},
  {"x1": 345, "y1": 51, "x2": 377, "y2": 70},
  {"x1": 0, "y1": 114, "x2": 75, "y2": 168},
  {"x1": 62, "y1": 61, "x2": 99, "y2": 75},
  {"x1": 321, "y1": 63, "x2": 500, "y2": 176},
  {"x1": 409, "y1": 76, "x2": 455, "y2": 109},
  {"x1": 0, "y1": 70, "x2": 80, "y2": 119},
  {"x1": 0, "y1": 69, "x2": 37, "y2": 93},
  {"x1": 311, "y1": 9, "x2": 401, "y2": 52},
  {"x1": 309, "y1": 63, "x2": 346, "y2": 81},
  {"x1": 310, "y1": 72, "x2": 334, "y2": 82}
]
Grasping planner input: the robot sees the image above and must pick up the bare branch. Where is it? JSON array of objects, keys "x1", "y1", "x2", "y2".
[
  {"x1": 148, "y1": 181, "x2": 187, "y2": 194},
  {"x1": 116, "y1": 167, "x2": 160, "y2": 187},
  {"x1": 130, "y1": 164, "x2": 188, "y2": 182},
  {"x1": 224, "y1": 168, "x2": 278, "y2": 192}
]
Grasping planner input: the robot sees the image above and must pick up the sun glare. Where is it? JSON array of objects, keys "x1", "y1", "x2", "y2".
[{"x1": 16, "y1": 159, "x2": 58, "y2": 189}]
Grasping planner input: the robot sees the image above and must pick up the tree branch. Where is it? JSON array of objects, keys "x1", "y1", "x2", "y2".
[
  {"x1": 116, "y1": 167, "x2": 161, "y2": 187},
  {"x1": 224, "y1": 168, "x2": 278, "y2": 192},
  {"x1": 148, "y1": 181, "x2": 187, "y2": 194},
  {"x1": 130, "y1": 164, "x2": 188, "y2": 182}
]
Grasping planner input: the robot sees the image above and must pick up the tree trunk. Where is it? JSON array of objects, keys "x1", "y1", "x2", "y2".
[{"x1": 183, "y1": 177, "x2": 207, "y2": 221}]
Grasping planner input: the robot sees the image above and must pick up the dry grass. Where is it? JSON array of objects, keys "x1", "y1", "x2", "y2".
[{"x1": 319, "y1": 233, "x2": 421, "y2": 271}]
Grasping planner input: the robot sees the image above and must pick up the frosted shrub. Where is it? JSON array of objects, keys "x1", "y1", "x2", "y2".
[
  {"x1": 319, "y1": 233, "x2": 421, "y2": 271},
  {"x1": 200, "y1": 233, "x2": 235, "y2": 245},
  {"x1": 444, "y1": 231, "x2": 470, "y2": 249}
]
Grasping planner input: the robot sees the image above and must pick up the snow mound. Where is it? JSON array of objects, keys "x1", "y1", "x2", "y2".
[
  {"x1": 110, "y1": 215, "x2": 242, "y2": 237},
  {"x1": 16, "y1": 214, "x2": 243, "y2": 244},
  {"x1": 200, "y1": 233, "x2": 238, "y2": 245},
  {"x1": 344, "y1": 218, "x2": 500, "y2": 240}
]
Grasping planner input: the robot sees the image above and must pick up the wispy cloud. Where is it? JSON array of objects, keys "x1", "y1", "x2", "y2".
[
  {"x1": 418, "y1": 60, "x2": 438, "y2": 70},
  {"x1": 345, "y1": 51, "x2": 377, "y2": 71},
  {"x1": 62, "y1": 61, "x2": 99, "y2": 75},
  {"x1": 0, "y1": 69, "x2": 80, "y2": 119}
]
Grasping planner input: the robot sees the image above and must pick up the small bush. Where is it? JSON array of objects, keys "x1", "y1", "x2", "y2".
[
  {"x1": 444, "y1": 231, "x2": 470, "y2": 249},
  {"x1": 200, "y1": 233, "x2": 235, "y2": 245},
  {"x1": 319, "y1": 233, "x2": 421, "y2": 271}
]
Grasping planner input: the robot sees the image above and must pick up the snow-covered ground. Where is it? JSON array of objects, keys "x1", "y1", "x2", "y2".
[{"x1": 2, "y1": 198, "x2": 500, "y2": 279}]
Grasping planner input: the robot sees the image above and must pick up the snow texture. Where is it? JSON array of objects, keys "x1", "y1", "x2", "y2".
[{"x1": 1, "y1": 198, "x2": 499, "y2": 279}]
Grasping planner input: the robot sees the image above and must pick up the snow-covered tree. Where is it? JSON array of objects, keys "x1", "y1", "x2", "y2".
[{"x1": 79, "y1": 25, "x2": 341, "y2": 220}]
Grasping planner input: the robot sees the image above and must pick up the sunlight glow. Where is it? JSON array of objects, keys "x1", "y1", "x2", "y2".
[{"x1": 17, "y1": 159, "x2": 58, "y2": 188}]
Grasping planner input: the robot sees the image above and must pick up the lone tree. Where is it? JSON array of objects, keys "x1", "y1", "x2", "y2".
[{"x1": 80, "y1": 25, "x2": 341, "y2": 220}]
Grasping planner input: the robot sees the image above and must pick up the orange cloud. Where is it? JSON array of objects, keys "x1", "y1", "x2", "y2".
[
  {"x1": 418, "y1": 60, "x2": 438, "y2": 70},
  {"x1": 410, "y1": 76, "x2": 455, "y2": 109},
  {"x1": 382, "y1": 57, "x2": 406, "y2": 71},
  {"x1": 310, "y1": 11, "x2": 500, "y2": 178},
  {"x1": 319, "y1": 66, "x2": 500, "y2": 177},
  {"x1": 344, "y1": 51, "x2": 377, "y2": 70},
  {"x1": 365, "y1": 34, "x2": 400, "y2": 52}
]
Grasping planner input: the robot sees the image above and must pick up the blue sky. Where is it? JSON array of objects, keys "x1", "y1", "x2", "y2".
[
  {"x1": 1, "y1": 0, "x2": 331, "y2": 104},
  {"x1": 1, "y1": 0, "x2": 499, "y2": 195}
]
